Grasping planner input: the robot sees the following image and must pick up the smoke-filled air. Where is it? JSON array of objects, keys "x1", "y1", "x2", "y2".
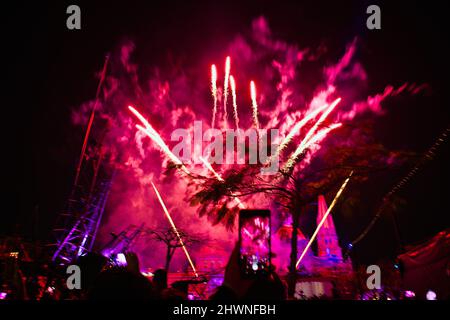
[{"x1": 71, "y1": 16, "x2": 426, "y2": 273}]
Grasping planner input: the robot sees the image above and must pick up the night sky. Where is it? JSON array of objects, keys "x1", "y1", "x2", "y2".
[{"x1": 3, "y1": 0, "x2": 449, "y2": 265}]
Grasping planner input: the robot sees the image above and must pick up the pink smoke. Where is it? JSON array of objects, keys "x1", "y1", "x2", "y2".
[{"x1": 70, "y1": 17, "x2": 426, "y2": 273}]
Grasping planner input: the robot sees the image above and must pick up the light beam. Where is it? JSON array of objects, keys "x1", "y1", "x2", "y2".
[
  {"x1": 151, "y1": 181, "x2": 199, "y2": 277},
  {"x1": 296, "y1": 172, "x2": 353, "y2": 268}
]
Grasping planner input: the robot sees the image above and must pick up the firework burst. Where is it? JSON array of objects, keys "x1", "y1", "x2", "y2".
[
  {"x1": 211, "y1": 64, "x2": 218, "y2": 128},
  {"x1": 250, "y1": 80, "x2": 259, "y2": 129},
  {"x1": 223, "y1": 56, "x2": 231, "y2": 126},
  {"x1": 283, "y1": 97, "x2": 341, "y2": 172},
  {"x1": 229, "y1": 75, "x2": 239, "y2": 129}
]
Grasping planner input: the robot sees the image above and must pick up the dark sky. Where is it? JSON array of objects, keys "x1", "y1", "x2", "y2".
[{"x1": 3, "y1": 0, "x2": 449, "y2": 264}]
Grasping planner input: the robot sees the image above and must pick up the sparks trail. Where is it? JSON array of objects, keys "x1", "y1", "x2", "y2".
[
  {"x1": 229, "y1": 75, "x2": 239, "y2": 129},
  {"x1": 128, "y1": 105, "x2": 190, "y2": 175},
  {"x1": 128, "y1": 105, "x2": 160, "y2": 140},
  {"x1": 223, "y1": 56, "x2": 231, "y2": 126},
  {"x1": 151, "y1": 182, "x2": 199, "y2": 277},
  {"x1": 211, "y1": 64, "x2": 218, "y2": 128},
  {"x1": 250, "y1": 80, "x2": 259, "y2": 129},
  {"x1": 284, "y1": 97, "x2": 341, "y2": 172},
  {"x1": 136, "y1": 125, "x2": 190, "y2": 174},
  {"x1": 302, "y1": 123, "x2": 342, "y2": 150},
  {"x1": 265, "y1": 102, "x2": 331, "y2": 167},
  {"x1": 277, "y1": 103, "x2": 330, "y2": 155},
  {"x1": 296, "y1": 171, "x2": 353, "y2": 268}
]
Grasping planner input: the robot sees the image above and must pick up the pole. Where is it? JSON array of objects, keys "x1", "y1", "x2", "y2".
[{"x1": 72, "y1": 54, "x2": 110, "y2": 190}]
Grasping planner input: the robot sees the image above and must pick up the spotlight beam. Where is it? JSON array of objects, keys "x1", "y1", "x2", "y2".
[
  {"x1": 151, "y1": 181, "x2": 199, "y2": 277},
  {"x1": 296, "y1": 171, "x2": 353, "y2": 268}
]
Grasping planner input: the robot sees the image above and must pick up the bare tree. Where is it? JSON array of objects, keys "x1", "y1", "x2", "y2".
[{"x1": 147, "y1": 227, "x2": 205, "y2": 272}]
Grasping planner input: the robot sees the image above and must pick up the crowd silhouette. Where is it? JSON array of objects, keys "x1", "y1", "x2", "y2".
[{"x1": 0, "y1": 243, "x2": 287, "y2": 300}]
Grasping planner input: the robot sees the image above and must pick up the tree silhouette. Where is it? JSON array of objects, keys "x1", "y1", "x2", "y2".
[
  {"x1": 187, "y1": 122, "x2": 413, "y2": 297},
  {"x1": 148, "y1": 227, "x2": 204, "y2": 272}
]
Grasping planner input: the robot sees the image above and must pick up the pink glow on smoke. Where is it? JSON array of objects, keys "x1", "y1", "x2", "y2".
[
  {"x1": 342, "y1": 82, "x2": 428, "y2": 121},
  {"x1": 70, "y1": 17, "x2": 426, "y2": 272}
]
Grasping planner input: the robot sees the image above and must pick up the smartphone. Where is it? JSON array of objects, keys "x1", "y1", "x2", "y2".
[{"x1": 238, "y1": 209, "x2": 271, "y2": 277}]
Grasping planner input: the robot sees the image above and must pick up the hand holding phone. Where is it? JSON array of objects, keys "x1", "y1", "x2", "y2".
[{"x1": 238, "y1": 209, "x2": 271, "y2": 277}]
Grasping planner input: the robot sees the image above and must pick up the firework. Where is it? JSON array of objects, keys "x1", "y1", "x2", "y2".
[
  {"x1": 129, "y1": 105, "x2": 190, "y2": 174},
  {"x1": 151, "y1": 182, "x2": 199, "y2": 277},
  {"x1": 211, "y1": 64, "x2": 218, "y2": 128},
  {"x1": 277, "y1": 102, "x2": 331, "y2": 155},
  {"x1": 250, "y1": 80, "x2": 259, "y2": 129},
  {"x1": 300, "y1": 123, "x2": 342, "y2": 153},
  {"x1": 128, "y1": 106, "x2": 160, "y2": 138},
  {"x1": 284, "y1": 97, "x2": 341, "y2": 171},
  {"x1": 296, "y1": 172, "x2": 353, "y2": 268},
  {"x1": 299, "y1": 98, "x2": 341, "y2": 148},
  {"x1": 199, "y1": 156, "x2": 224, "y2": 181},
  {"x1": 223, "y1": 56, "x2": 231, "y2": 125},
  {"x1": 229, "y1": 75, "x2": 239, "y2": 129},
  {"x1": 136, "y1": 125, "x2": 190, "y2": 175}
]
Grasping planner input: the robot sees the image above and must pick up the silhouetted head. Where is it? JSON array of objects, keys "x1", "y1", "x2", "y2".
[
  {"x1": 152, "y1": 269, "x2": 168, "y2": 290},
  {"x1": 242, "y1": 274, "x2": 287, "y2": 300},
  {"x1": 77, "y1": 252, "x2": 107, "y2": 291},
  {"x1": 164, "y1": 281, "x2": 189, "y2": 300},
  {"x1": 87, "y1": 269, "x2": 155, "y2": 300}
]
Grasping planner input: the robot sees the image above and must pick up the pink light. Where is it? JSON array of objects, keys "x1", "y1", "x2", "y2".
[
  {"x1": 151, "y1": 181, "x2": 199, "y2": 277},
  {"x1": 302, "y1": 123, "x2": 342, "y2": 150},
  {"x1": 250, "y1": 80, "x2": 259, "y2": 129},
  {"x1": 300, "y1": 98, "x2": 341, "y2": 149},
  {"x1": 243, "y1": 228, "x2": 252, "y2": 238},
  {"x1": 211, "y1": 64, "x2": 218, "y2": 128},
  {"x1": 296, "y1": 172, "x2": 353, "y2": 268},
  {"x1": 229, "y1": 75, "x2": 239, "y2": 129},
  {"x1": 136, "y1": 125, "x2": 190, "y2": 175},
  {"x1": 277, "y1": 103, "x2": 331, "y2": 155},
  {"x1": 128, "y1": 105, "x2": 156, "y2": 134},
  {"x1": 284, "y1": 98, "x2": 341, "y2": 171},
  {"x1": 223, "y1": 56, "x2": 231, "y2": 124},
  {"x1": 128, "y1": 105, "x2": 190, "y2": 174}
]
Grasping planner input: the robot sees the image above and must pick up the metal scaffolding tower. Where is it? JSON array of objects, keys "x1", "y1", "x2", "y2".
[{"x1": 51, "y1": 55, "x2": 112, "y2": 264}]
